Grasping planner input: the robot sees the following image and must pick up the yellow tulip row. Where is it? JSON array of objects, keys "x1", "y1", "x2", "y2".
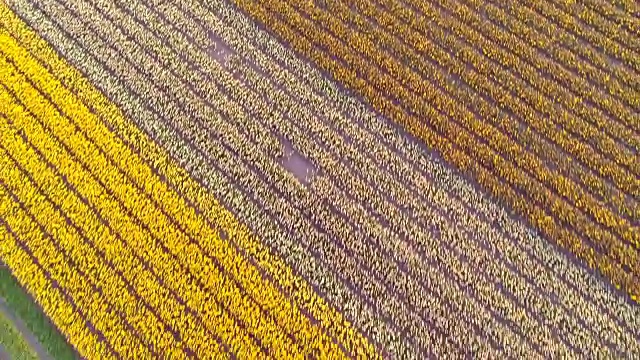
[
  {"x1": 62, "y1": 0, "x2": 437, "y2": 355},
  {"x1": 0, "y1": 2, "x2": 374, "y2": 358},
  {"x1": 0, "y1": 156, "x2": 148, "y2": 358},
  {"x1": 188, "y1": 0, "x2": 640, "y2": 350},
  {"x1": 213, "y1": 27, "x2": 542, "y2": 356},
  {"x1": 0, "y1": 59, "x2": 249, "y2": 357},
  {"x1": 0, "y1": 102, "x2": 191, "y2": 358},
  {"x1": 0, "y1": 202, "x2": 115, "y2": 360},
  {"x1": 24, "y1": 0, "x2": 481, "y2": 355},
  {"x1": 230, "y1": 0, "x2": 640, "y2": 302},
  {"x1": 131, "y1": 2, "x2": 523, "y2": 355},
  {"x1": 0, "y1": 40, "x2": 300, "y2": 360},
  {"x1": 21, "y1": 0, "x2": 376, "y2": 358},
  {"x1": 184, "y1": 3, "x2": 640, "y2": 354},
  {"x1": 576, "y1": 0, "x2": 640, "y2": 38}
]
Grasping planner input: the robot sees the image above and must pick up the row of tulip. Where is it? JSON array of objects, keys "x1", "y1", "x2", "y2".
[
  {"x1": 9, "y1": 0, "x2": 639, "y2": 358},
  {"x1": 317, "y1": 0, "x2": 638, "y2": 232},
  {"x1": 27, "y1": 0, "x2": 416, "y2": 355},
  {"x1": 392, "y1": 0, "x2": 639, "y2": 153},
  {"x1": 180, "y1": 0, "x2": 640, "y2": 352},
  {"x1": 496, "y1": 1, "x2": 639, "y2": 105},
  {"x1": 278, "y1": 0, "x2": 639, "y2": 251},
  {"x1": 475, "y1": 0, "x2": 639, "y2": 139},
  {"x1": 0, "y1": 45, "x2": 250, "y2": 358},
  {"x1": 0, "y1": 198, "x2": 115, "y2": 360},
  {"x1": 0, "y1": 121, "x2": 157, "y2": 359},
  {"x1": 46, "y1": 0, "x2": 640, "y2": 354},
  {"x1": 515, "y1": 0, "x2": 640, "y2": 74},
  {"x1": 0, "y1": 4, "x2": 367, "y2": 358},
  {"x1": 31, "y1": 0, "x2": 372, "y2": 355},
  {"x1": 404, "y1": 0, "x2": 639, "y2": 167},
  {"x1": 576, "y1": 0, "x2": 640, "y2": 38},
  {"x1": 85, "y1": 0, "x2": 563, "y2": 356},
  {"x1": 228, "y1": 0, "x2": 640, "y2": 301},
  {"x1": 203, "y1": 1, "x2": 639, "y2": 333},
  {"x1": 485, "y1": 0, "x2": 639, "y2": 123},
  {"x1": 552, "y1": 0, "x2": 640, "y2": 52}
]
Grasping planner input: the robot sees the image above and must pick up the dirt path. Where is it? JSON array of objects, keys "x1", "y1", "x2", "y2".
[{"x1": 0, "y1": 343, "x2": 10, "y2": 360}]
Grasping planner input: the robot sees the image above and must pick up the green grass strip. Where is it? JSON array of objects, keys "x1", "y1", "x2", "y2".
[
  {"x1": 0, "y1": 310, "x2": 39, "y2": 360},
  {"x1": 0, "y1": 265, "x2": 77, "y2": 360}
]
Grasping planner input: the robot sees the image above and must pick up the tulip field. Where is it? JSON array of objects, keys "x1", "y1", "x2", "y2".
[{"x1": 0, "y1": 0, "x2": 638, "y2": 358}]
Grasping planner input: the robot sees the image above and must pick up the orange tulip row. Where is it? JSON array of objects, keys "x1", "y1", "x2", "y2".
[
  {"x1": 496, "y1": 1, "x2": 640, "y2": 108},
  {"x1": 394, "y1": 0, "x2": 640, "y2": 149},
  {"x1": 424, "y1": 0, "x2": 639, "y2": 157},
  {"x1": 319, "y1": 0, "x2": 639, "y2": 230},
  {"x1": 574, "y1": 0, "x2": 640, "y2": 38},
  {"x1": 488, "y1": 0, "x2": 639, "y2": 122},
  {"x1": 516, "y1": 0, "x2": 640, "y2": 74},
  {"x1": 545, "y1": 0, "x2": 640, "y2": 56}
]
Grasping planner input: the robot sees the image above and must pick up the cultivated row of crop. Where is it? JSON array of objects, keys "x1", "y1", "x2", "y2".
[
  {"x1": 515, "y1": 0, "x2": 640, "y2": 74},
  {"x1": 491, "y1": 0, "x2": 640, "y2": 106},
  {"x1": 8, "y1": 0, "x2": 516, "y2": 354},
  {"x1": 0, "y1": 5, "x2": 368, "y2": 358},
  {"x1": 28, "y1": 0, "x2": 640, "y2": 356},
  {"x1": 376, "y1": 0, "x2": 639, "y2": 162},
  {"x1": 0, "y1": 200, "x2": 115, "y2": 360},
  {"x1": 275, "y1": 0, "x2": 639, "y2": 252},
  {"x1": 0, "y1": 48, "x2": 250, "y2": 358},
  {"x1": 314, "y1": 0, "x2": 638, "y2": 234},
  {"x1": 209, "y1": 0, "x2": 640, "y2": 338},
  {"x1": 398, "y1": 0, "x2": 639, "y2": 165},
  {"x1": 228, "y1": 0, "x2": 640, "y2": 301},
  {"x1": 7, "y1": 0, "x2": 639, "y2": 358},
  {"x1": 572, "y1": 0, "x2": 640, "y2": 38}
]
